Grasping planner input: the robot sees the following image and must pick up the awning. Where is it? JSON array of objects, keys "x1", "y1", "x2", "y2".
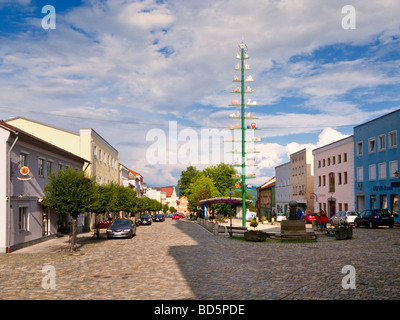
[{"x1": 199, "y1": 197, "x2": 252, "y2": 205}]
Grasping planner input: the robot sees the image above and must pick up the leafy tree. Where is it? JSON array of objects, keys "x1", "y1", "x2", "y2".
[
  {"x1": 169, "y1": 206, "x2": 177, "y2": 213},
  {"x1": 202, "y1": 163, "x2": 236, "y2": 196},
  {"x1": 186, "y1": 174, "x2": 220, "y2": 212},
  {"x1": 177, "y1": 166, "x2": 200, "y2": 196},
  {"x1": 43, "y1": 168, "x2": 94, "y2": 251}
]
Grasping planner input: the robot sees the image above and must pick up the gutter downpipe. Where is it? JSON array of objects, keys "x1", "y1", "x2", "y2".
[{"x1": 7, "y1": 133, "x2": 19, "y2": 253}]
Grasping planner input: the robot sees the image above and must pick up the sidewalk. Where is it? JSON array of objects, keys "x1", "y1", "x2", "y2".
[{"x1": 11, "y1": 231, "x2": 100, "y2": 254}]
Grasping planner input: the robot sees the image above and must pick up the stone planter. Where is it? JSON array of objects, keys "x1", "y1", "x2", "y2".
[
  {"x1": 335, "y1": 228, "x2": 353, "y2": 240},
  {"x1": 244, "y1": 231, "x2": 267, "y2": 242}
]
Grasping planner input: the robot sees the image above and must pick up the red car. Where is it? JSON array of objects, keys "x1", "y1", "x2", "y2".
[
  {"x1": 301, "y1": 213, "x2": 317, "y2": 224},
  {"x1": 172, "y1": 214, "x2": 181, "y2": 220}
]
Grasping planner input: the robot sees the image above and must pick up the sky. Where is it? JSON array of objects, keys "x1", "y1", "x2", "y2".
[{"x1": 0, "y1": 0, "x2": 399, "y2": 187}]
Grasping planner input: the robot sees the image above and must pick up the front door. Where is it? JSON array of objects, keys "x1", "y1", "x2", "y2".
[{"x1": 328, "y1": 200, "x2": 336, "y2": 218}]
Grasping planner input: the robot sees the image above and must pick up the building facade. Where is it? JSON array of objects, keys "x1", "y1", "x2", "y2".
[
  {"x1": 354, "y1": 109, "x2": 399, "y2": 222},
  {"x1": 6, "y1": 118, "x2": 119, "y2": 184},
  {"x1": 177, "y1": 195, "x2": 189, "y2": 215},
  {"x1": 289, "y1": 148, "x2": 314, "y2": 213},
  {"x1": 313, "y1": 136, "x2": 355, "y2": 218},
  {"x1": 0, "y1": 121, "x2": 87, "y2": 253},
  {"x1": 257, "y1": 177, "x2": 276, "y2": 220},
  {"x1": 275, "y1": 162, "x2": 290, "y2": 215}
]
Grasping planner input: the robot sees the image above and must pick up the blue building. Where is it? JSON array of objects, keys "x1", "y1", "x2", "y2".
[{"x1": 354, "y1": 109, "x2": 399, "y2": 223}]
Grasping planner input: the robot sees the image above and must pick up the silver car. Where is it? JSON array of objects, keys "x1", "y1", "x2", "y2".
[
  {"x1": 330, "y1": 211, "x2": 359, "y2": 226},
  {"x1": 106, "y1": 219, "x2": 136, "y2": 239}
]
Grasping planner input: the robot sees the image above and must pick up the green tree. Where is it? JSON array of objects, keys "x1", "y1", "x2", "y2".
[
  {"x1": 186, "y1": 174, "x2": 220, "y2": 212},
  {"x1": 202, "y1": 163, "x2": 236, "y2": 196},
  {"x1": 43, "y1": 168, "x2": 94, "y2": 251},
  {"x1": 177, "y1": 166, "x2": 200, "y2": 196}
]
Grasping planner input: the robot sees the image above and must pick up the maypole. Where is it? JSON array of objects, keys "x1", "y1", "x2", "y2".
[{"x1": 228, "y1": 41, "x2": 260, "y2": 227}]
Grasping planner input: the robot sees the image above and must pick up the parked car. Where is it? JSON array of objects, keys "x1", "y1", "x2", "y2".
[
  {"x1": 178, "y1": 213, "x2": 185, "y2": 218},
  {"x1": 276, "y1": 213, "x2": 287, "y2": 222},
  {"x1": 138, "y1": 214, "x2": 152, "y2": 225},
  {"x1": 354, "y1": 209, "x2": 394, "y2": 228},
  {"x1": 106, "y1": 219, "x2": 136, "y2": 239},
  {"x1": 172, "y1": 214, "x2": 181, "y2": 220},
  {"x1": 165, "y1": 214, "x2": 173, "y2": 218},
  {"x1": 153, "y1": 214, "x2": 165, "y2": 222},
  {"x1": 330, "y1": 211, "x2": 359, "y2": 226},
  {"x1": 301, "y1": 213, "x2": 316, "y2": 224},
  {"x1": 98, "y1": 220, "x2": 112, "y2": 229}
]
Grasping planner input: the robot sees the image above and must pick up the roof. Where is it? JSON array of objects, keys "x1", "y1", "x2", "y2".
[
  {"x1": 129, "y1": 169, "x2": 143, "y2": 181},
  {"x1": 156, "y1": 187, "x2": 175, "y2": 198},
  {"x1": 0, "y1": 121, "x2": 89, "y2": 165},
  {"x1": 257, "y1": 176, "x2": 276, "y2": 190},
  {"x1": 199, "y1": 197, "x2": 252, "y2": 205}
]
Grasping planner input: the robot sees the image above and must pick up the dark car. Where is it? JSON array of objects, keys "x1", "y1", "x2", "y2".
[
  {"x1": 354, "y1": 209, "x2": 394, "y2": 228},
  {"x1": 106, "y1": 219, "x2": 136, "y2": 239},
  {"x1": 153, "y1": 214, "x2": 165, "y2": 222},
  {"x1": 138, "y1": 214, "x2": 152, "y2": 225},
  {"x1": 301, "y1": 213, "x2": 316, "y2": 224}
]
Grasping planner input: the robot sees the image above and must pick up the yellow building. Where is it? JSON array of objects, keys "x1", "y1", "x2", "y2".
[{"x1": 6, "y1": 117, "x2": 119, "y2": 184}]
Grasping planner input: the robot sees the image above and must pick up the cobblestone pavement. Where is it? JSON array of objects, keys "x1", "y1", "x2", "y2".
[{"x1": 0, "y1": 219, "x2": 399, "y2": 300}]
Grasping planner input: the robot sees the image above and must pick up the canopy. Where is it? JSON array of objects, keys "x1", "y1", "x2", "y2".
[{"x1": 199, "y1": 197, "x2": 252, "y2": 205}]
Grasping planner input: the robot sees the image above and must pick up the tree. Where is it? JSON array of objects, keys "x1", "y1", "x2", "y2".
[
  {"x1": 177, "y1": 166, "x2": 200, "y2": 196},
  {"x1": 43, "y1": 168, "x2": 94, "y2": 251},
  {"x1": 202, "y1": 163, "x2": 236, "y2": 196},
  {"x1": 186, "y1": 174, "x2": 220, "y2": 212}
]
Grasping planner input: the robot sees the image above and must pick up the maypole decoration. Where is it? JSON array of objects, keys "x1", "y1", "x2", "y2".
[{"x1": 227, "y1": 41, "x2": 260, "y2": 227}]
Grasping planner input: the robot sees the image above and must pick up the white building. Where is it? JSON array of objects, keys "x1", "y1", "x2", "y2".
[
  {"x1": 312, "y1": 136, "x2": 354, "y2": 218},
  {"x1": 0, "y1": 121, "x2": 87, "y2": 253},
  {"x1": 275, "y1": 162, "x2": 291, "y2": 215}
]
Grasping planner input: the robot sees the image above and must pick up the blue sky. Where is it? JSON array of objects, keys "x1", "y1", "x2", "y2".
[{"x1": 1, "y1": 0, "x2": 399, "y2": 186}]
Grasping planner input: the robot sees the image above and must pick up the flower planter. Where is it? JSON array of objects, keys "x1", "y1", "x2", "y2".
[
  {"x1": 244, "y1": 231, "x2": 267, "y2": 242},
  {"x1": 335, "y1": 228, "x2": 353, "y2": 240}
]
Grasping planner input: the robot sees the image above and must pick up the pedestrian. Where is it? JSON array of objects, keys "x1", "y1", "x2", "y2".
[
  {"x1": 296, "y1": 208, "x2": 303, "y2": 220},
  {"x1": 319, "y1": 210, "x2": 329, "y2": 231}
]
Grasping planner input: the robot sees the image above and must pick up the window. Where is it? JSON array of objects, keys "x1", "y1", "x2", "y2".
[
  {"x1": 369, "y1": 138, "x2": 376, "y2": 153},
  {"x1": 323, "y1": 175, "x2": 326, "y2": 186},
  {"x1": 318, "y1": 160, "x2": 321, "y2": 168},
  {"x1": 332, "y1": 156, "x2": 335, "y2": 165},
  {"x1": 389, "y1": 130, "x2": 397, "y2": 148},
  {"x1": 378, "y1": 134, "x2": 386, "y2": 151},
  {"x1": 369, "y1": 165, "x2": 376, "y2": 180},
  {"x1": 328, "y1": 158, "x2": 331, "y2": 166},
  {"x1": 357, "y1": 142, "x2": 363, "y2": 156},
  {"x1": 357, "y1": 167, "x2": 364, "y2": 182},
  {"x1": 338, "y1": 154, "x2": 342, "y2": 163},
  {"x1": 38, "y1": 158, "x2": 44, "y2": 177},
  {"x1": 329, "y1": 172, "x2": 335, "y2": 193},
  {"x1": 378, "y1": 163, "x2": 386, "y2": 180},
  {"x1": 344, "y1": 171, "x2": 348, "y2": 184},
  {"x1": 323, "y1": 159, "x2": 325, "y2": 167},
  {"x1": 20, "y1": 153, "x2": 28, "y2": 167},
  {"x1": 389, "y1": 161, "x2": 398, "y2": 178},
  {"x1": 94, "y1": 146, "x2": 97, "y2": 159},
  {"x1": 318, "y1": 176, "x2": 321, "y2": 187},
  {"x1": 370, "y1": 195, "x2": 377, "y2": 209},
  {"x1": 19, "y1": 207, "x2": 28, "y2": 231},
  {"x1": 47, "y1": 161, "x2": 53, "y2": 175},
  {"x1": 344, "y1": 153, "x2": 347, "y2": 162},
  {"x1": 338, "y1": 172, "x2": 342, "y2": 185}
]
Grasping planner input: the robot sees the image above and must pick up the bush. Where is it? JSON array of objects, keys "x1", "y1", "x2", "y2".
[{"x1": 250, "y1": 216, "x2": 258, "y2": 230}]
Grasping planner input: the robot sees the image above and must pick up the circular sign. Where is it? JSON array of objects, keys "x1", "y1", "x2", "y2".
[{"x1": 20, "y1": 166, "x2": 30, "y2": 176}]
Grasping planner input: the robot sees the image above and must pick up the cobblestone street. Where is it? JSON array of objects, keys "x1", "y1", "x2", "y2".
[{"x1": 0, "y1": 219, "x2": 399, "y2": 300}]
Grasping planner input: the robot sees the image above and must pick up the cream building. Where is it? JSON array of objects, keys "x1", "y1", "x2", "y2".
[
  {"x1": 289, "y1": 148, "x2": 314, "y2": 213},
  {"x1": 312, "y1": 136, "x2": 354, "y2": 218},
  {"x1": 6, "y1": 117, "x2": 119, "y2": 184}
]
